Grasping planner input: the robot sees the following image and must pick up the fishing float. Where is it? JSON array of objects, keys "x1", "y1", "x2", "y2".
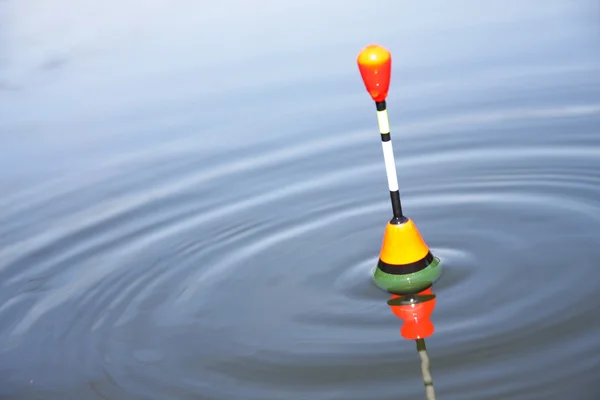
[{"x1": 357, "y1": 44, "x2": 442, "y2": 400}]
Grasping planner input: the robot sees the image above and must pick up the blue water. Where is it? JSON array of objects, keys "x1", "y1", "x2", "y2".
[{"x1": 1, "y1": 1, "x2": 600, "y2": 399}]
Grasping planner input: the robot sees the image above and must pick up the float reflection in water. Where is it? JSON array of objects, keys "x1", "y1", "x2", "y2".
[{"x1": 388, "y1": 288, "x2": 438, "y2": 399}]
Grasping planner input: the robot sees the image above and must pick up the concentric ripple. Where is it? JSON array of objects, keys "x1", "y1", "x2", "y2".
[
  {"x1": 2, "y1": 92, "x2": 600, "y2": 399},
  {"x1": 2, "y1": 4, "x2": 600, "y2": 399}
]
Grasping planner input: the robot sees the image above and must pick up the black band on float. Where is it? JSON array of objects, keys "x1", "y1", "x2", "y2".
[
  {"x1": 389, "y1": 191, "x2": 403, "y2": 220},
  {"x1": 390, "y1": 215, "x2": 408, "y2": 225},
  {"x1": 377, "y1": 252, "x2": 434, "y2": 275},
  {"x1": 375, "y1": 101, "x2": 386, "y2": 111}
]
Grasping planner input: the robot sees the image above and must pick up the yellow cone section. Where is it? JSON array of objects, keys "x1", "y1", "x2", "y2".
[{"x1": 379, "y1": 219, "x2": 430, "y2": 265}]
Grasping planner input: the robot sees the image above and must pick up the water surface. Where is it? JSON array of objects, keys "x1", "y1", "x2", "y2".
[{"x1": 1, "y1": 1, "x2": 600, "y2": 399}]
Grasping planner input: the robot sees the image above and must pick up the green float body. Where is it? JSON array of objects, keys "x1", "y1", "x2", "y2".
[{"x1": 373, "y1": 257, "x2": 443, "y2": 294}]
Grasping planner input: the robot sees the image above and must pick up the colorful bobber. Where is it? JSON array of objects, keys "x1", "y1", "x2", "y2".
[{"x1": 357, "y1": 44, "x2": 442, "y2": 295}]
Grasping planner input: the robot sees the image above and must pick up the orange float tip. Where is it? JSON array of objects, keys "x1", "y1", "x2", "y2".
[
  {"x1": 357, "y1": 44, "x2": 392, "y2": 103},
  {"x1": 389, "y1": 288, "x2": 436, "y2": 340}
]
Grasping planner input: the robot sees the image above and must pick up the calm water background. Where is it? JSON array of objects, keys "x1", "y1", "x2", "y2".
[{"x1": 1, "y1": 1, "x2": 600, "y2": 399}]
